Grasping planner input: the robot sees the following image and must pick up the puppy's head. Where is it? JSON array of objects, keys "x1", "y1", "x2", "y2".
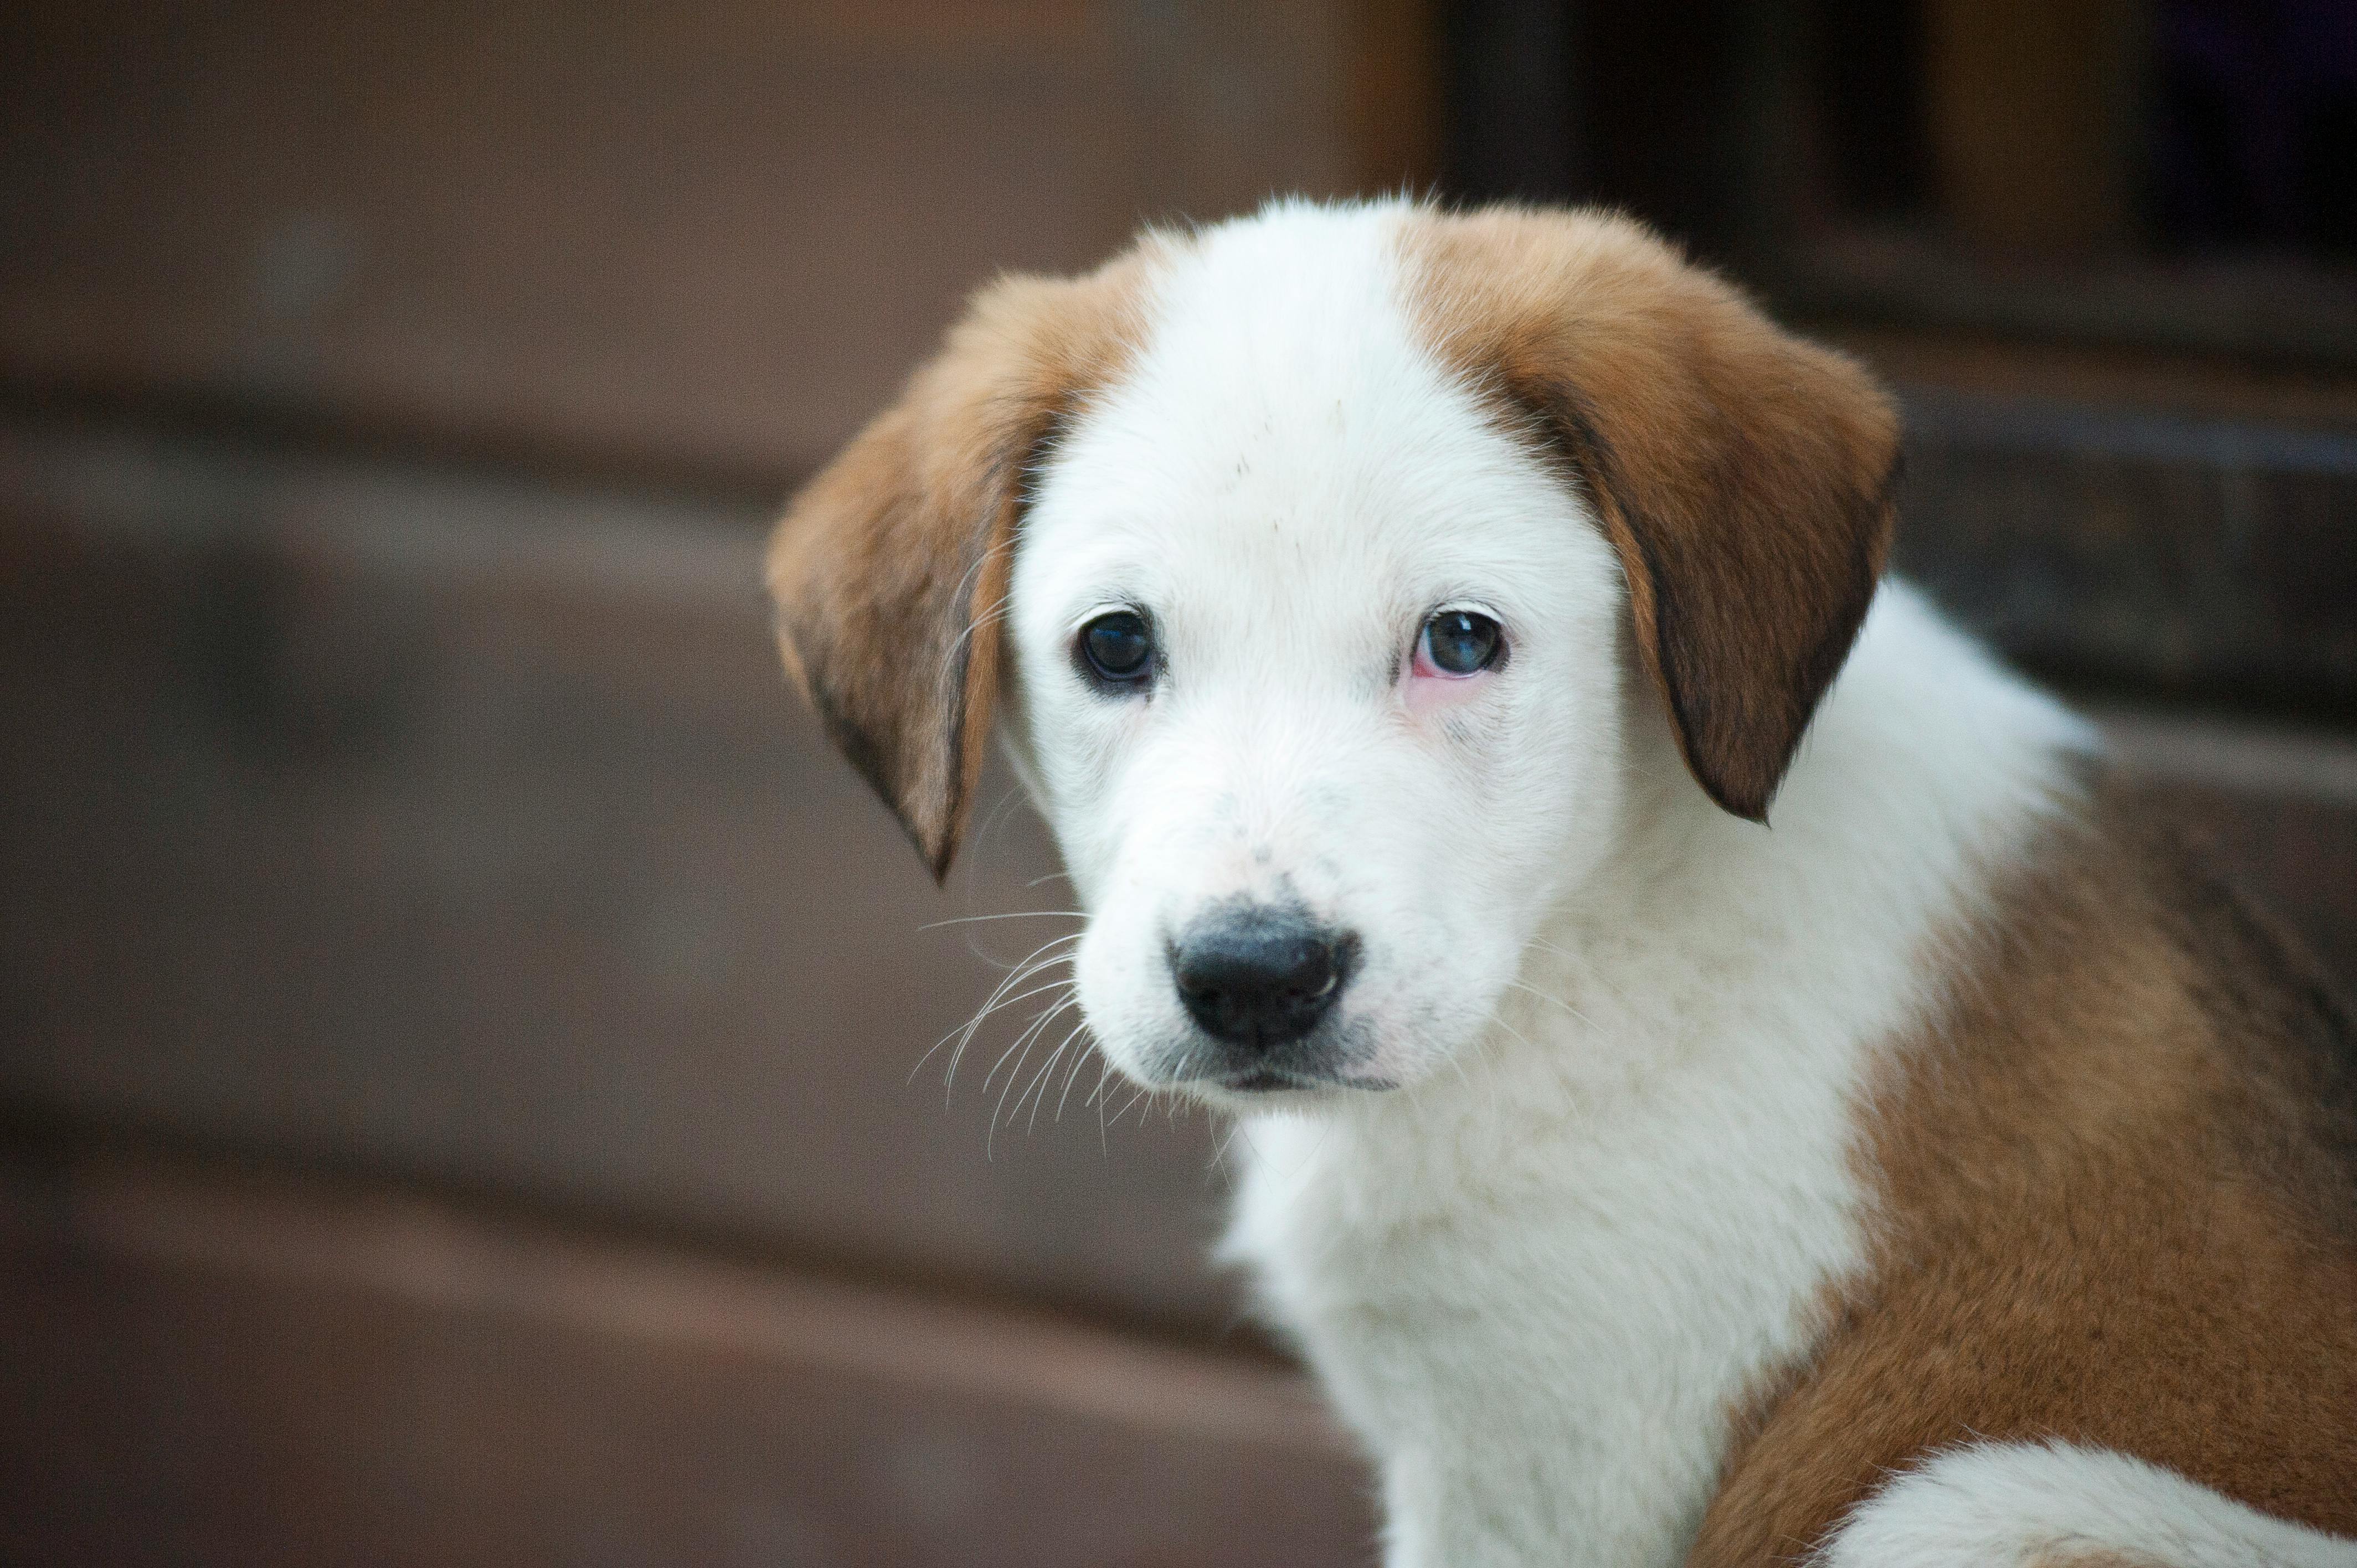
[{"x1": 770, "y1": 201, "x2": 1896, "y2": 1107}]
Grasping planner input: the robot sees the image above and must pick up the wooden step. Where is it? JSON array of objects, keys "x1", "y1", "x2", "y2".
[
  {"x1": 1893, "y1": 381, "x2": 2357, "y2": 710},
  {"x1": 0, "y1": 1146, "x2": 1372, "y2": 1568}
]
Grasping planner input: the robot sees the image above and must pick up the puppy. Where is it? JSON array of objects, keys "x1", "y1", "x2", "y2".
[{"x1": 768, "y1": 200, "x2": 2357, "y2": 1567}]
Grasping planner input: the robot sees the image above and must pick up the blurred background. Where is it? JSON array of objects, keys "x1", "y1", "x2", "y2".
[{"x1": 1, "y1": 3, "x2": 2352, "y2": 1564}]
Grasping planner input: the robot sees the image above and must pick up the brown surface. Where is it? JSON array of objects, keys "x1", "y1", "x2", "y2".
[
  {"x1": 1894, "y1": 389, "x2": 2357, "y2": 707},
  {"x1": 0, "y1": 1147, "x2": 1373, "y2": 1568},
  {"x1": 1830, "y1": 328, "x2": 2357, "y2": 435},
  {"x1": 0, "y1": 0, "x2": 1436, "y2": 482},
  {"x1": 0, "y1": 416, "x2": 1238, "y2": 1333},
  {"x1": 1779, "y1": 224, "x2": 2357, "y2": 369}
]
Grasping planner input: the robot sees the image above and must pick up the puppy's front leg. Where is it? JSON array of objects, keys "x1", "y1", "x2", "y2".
[{"x1": 1380, "y1": 1449, "x2": 1556, "y2": 1568}]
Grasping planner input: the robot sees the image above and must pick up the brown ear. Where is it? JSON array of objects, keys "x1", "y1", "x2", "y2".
[
  {"x1": 1407, "y1": 208, "x2": 1900, "y2": 822},
  {"x1": 766, "y1": 256, "x2": 1149, "y2": 880}
]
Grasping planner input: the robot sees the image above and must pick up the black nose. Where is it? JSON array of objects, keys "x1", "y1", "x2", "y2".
[{"x1": 1172, "y1": 908, "x2": 1357, "y2": 1049}]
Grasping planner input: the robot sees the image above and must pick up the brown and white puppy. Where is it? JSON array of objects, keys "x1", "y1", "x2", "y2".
[{"x1": 769, "y1": 200, "x2": 2357, "y2": 1568}]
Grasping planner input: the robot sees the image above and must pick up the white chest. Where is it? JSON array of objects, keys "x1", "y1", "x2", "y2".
[{"x1": 1222, "y1": 1021, "x2": 1877, "y2": 1568}]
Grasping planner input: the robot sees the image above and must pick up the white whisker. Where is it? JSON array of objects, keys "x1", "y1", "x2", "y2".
[
  {"x1": 940, "y1": 935, "x2": 1082, "y2": 1098},
  {"x1": 1505, "y1": 978, "x2": 1593, "y2": 1028},
  {"x1": 919, "y1": 910, "x2": 1087, "y2": 931},
  {"x1": 981, "y1": 988, "x2": 1075, "y2": 1100},
  {"x1": 910, "y1": 971, "x2": 1069, "y2": 1086},
  {"x1": 1208, "y1": 1115, "x2": 1244, "y2": 1185},
  {"x1": 1093, "y1": 1058, "x2": 1115, "y2": 1154},
  {"x1": 1007, "y1": 998, "x2": 1084, "y2": 1129},
  {"x1": 1052, "y1": 1019, "x2": 1097, "y2": 1125},
  {"x1": 985, "y1": 994, "x2": 1073, "y2": 1159}
]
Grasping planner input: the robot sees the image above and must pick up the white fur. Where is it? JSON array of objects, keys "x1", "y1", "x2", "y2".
[
  {"x1": 996, "y1": 199, "x2": 2333, "y2": 1567},
  {"x1": 1821, "y1": 1442, "x2": 2357, "y2": 1568}
]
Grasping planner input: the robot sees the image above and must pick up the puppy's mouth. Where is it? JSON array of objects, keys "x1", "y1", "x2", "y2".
[
  {"x1": 1163, "y1": 1014, "x2": 1401, "y2": 1097},
  {"x1": 1207, "y1": 1065, "x2": 1399, "y2": 1095}
]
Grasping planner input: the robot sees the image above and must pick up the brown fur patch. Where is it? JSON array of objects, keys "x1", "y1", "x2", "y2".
[
  {"x1": 1691, "y1": 785, "x2": 2357, "y2": 1564},
  {"x1": 1399, "y1": 207, "x2": 1899, "y2": 822},
  {"x1": 766, "y1": 245, "x2": 1161, "y2": 878}
]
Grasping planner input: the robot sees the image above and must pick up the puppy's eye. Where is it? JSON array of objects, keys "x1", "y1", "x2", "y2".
[
  {"x1": 1078, "y1": 610, "x2": 1155, "y2": 688},
  {"x1": 1419, "y1": 610, "x2": 1503, "y2": 677}
]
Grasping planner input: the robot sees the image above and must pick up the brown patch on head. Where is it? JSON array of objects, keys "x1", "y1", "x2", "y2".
[
  {"x1": 1691, "y1": 786, "x2": 2357, "y2": 1564},
  {"x1": 1400, "y1": 207, "x2": 1899, "y2": 821},
  {"x1": 766, "y1": 245, "x2": 1161, "y2": 879}
]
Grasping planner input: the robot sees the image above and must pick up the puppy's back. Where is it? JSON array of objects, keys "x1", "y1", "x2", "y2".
[{"x1": 1695, "y1": 779, "x2": 2357, "y2": 1559}]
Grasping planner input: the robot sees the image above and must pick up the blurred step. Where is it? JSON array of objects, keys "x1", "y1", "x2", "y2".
[
  {"x1": 0, "y1": 415, "x2": 1234, "y2": 1333},
  {"x1": 1887, "y1": 373, "x2": 2357, "y2": 712},
  {"x1": 0, "y1": 1145, "x2": 1370, "y2": 1568},
  {"x1": 0, "y1": 2, "x2": 1434, "y2": 481}
]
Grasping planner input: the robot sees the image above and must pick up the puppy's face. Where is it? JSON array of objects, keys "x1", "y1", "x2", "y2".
[
  {"x1": 1001, "y1": 223, "x2": 1627, "y2": 1103},
  {"x1": 770, "y1": 201, "x2": 1898, "y2": 1113}
]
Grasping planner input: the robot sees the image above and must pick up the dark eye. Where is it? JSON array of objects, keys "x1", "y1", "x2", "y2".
[
  {"x1": 1421, "y1": 610, "x2": 1504, "y2": 676},
  {"x1": 1078, "y1": 610, "x2": 1155, "y2": 688}
]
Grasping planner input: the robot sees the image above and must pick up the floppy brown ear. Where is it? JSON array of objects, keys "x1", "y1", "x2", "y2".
[
  {"x1": 766, "y1": 257, "x2": 1149, "y2": 880},
  {"x1": 1408, "y1": 208, "x2": 1900, "y2": 822}
]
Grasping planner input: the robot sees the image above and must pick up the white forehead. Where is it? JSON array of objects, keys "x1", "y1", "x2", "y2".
[{"x1": 1018, "y1": 200, "x2": 1598, "y2": 631}]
